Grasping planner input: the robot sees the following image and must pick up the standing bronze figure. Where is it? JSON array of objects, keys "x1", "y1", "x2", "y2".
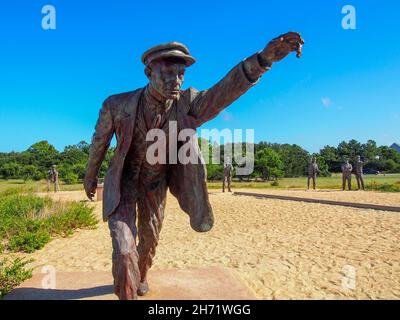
[
  {"x1": 47, "y1": 165, "x2": 60, "y2": 193},
  {"x1": 222, "y1": 157, "x2": 234, "y2": 193},
  {"x1": 341, "y1": 160, "x2": 353, "y2": 191},
  {"x1": 84, "y1": 32, "x2": 304, "y2": 300},
  {"x1": 307, "y1": 156, "x2": 319, "y2": 190},
  {"x1": 355, "y1": 155, "x2": 365, "y2": 190}
]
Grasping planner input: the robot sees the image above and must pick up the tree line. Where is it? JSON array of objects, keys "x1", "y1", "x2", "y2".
[
  {"x1": 0, "y1": 139, "x2": 399, "y2": 183},
  {"x1": 0, "y1": 141, "x2": 114, "y2": 184},
  {"x1": 204, "y1": 139, "x2": 400, "y2": 181}
]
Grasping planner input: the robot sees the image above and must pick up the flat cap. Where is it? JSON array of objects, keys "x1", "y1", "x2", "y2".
[{"x1": 141, "y1": 42, "x2": 196, "y2": 67}]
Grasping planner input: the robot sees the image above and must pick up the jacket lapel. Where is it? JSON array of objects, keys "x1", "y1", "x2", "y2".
[{"x1": 118, "y1": 88, "x2": 144, "y2": 152}]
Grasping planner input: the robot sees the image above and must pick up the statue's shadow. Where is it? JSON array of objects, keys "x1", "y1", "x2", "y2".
[{"x1": 5, "y1": 285, "x2": 114, "y2": 300}]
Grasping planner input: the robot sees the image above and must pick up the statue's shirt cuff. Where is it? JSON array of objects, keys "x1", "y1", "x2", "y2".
[{"x1": 242, "y1": 51, "x2": 271, "y2": 84}]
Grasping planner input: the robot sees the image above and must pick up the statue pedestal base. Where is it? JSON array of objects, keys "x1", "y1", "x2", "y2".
[
  {"x1": 96, "y1": 184, "x2": 104, "y2": 202},
  {"x1": 5, "y1": 267, "x2": 256, "y2": 300}
]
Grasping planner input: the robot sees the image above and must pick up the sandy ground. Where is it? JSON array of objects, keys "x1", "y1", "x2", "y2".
[
  {"x1": 8, "y1": 189, "x2": 400, "y2": 300},
  {"x1": 233, "y1": 188, "x2": 400, "y2": 207}
]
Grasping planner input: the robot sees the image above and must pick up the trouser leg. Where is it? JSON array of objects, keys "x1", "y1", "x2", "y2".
[
  {"x1": 228, "y1": 176, "x2": 232, "y2": 192},
  {"x1": 348, "y1": 177, "x2": 352, "y2": 190},
  {"x1": 137, "y1": 180, "x2": 168, "y2": 288},
  {"x1": 313, "y1": 176, "x2": 316, "y2": 190},
  {"x1": 222, "y1": 177, "x2": 226, "y2": 192},
  {"x1": 360, "y1": 176, "x2": 365, "y2": 190},
  {"x1": 356, "y1": 176, "x2": 361, "y2": 190},
  {"x1": 307, "y1": 177, "x2": 311, "y2": 190},
  {"x1": 342, "y1": 177, "x2": 346, "y2": 190},
  {"x1": 108, "y1": 197, "x2": 140, "y2": 300}
]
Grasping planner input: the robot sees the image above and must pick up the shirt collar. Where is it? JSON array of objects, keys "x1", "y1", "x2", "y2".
[
  {"x1": 144, "y1": 85, "x2": 164, "y2": 107},
  {"x1": 144, "y1": 85, "x2": 174, "y2": 112}
]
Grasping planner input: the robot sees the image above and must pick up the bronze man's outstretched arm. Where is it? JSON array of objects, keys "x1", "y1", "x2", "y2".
[{"x1": 188, "y1": 32, "x2": 304, "y2": 126}]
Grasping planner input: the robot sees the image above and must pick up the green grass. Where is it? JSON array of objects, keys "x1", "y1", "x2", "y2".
[
  {"x1": 208, "y1": 174, "x2": 400, "y2": 192},
  {"x1": 0, "y1": 179, "x2": 84, "y2": 193},
  {"x1": 365, "y1": 180, "x2": 400, "y2": 192},
  {"x1": 2, "y1": 175, "x2": 400, "y2": 194}
]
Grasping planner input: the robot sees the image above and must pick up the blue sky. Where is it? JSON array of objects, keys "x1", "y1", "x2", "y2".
[{"x1": 0, "y1": 0, "x2": 399, "y2": 153}]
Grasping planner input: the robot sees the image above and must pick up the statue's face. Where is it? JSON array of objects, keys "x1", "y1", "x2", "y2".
[
  {"x1": 357, "y1": 156, "x2": 361, "y2": 161},
  {"x1": 146, "y1": 58, "x2": 186, "y2": 100}
]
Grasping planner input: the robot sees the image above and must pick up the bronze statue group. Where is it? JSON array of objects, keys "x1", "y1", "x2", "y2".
[
  {"x1": 224, "y1": 155, "x2": 366, "y2": 193},
  {"x1": 308, "y1": 155, "x2": 366, "y2": 191}
]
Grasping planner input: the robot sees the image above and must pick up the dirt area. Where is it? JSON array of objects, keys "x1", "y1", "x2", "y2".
[{"x1": 16, "y1": 190, "x2": 400, "y2": 299}]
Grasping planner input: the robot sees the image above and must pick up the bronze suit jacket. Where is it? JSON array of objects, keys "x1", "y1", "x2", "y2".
[{"x1": 86, "y1": 57, "x2": 264, "y2": 231}]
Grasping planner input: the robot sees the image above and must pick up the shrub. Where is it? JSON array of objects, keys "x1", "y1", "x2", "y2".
[
  {"x1": 206, "y1": 164, "x2": 223, "y2": 180},
  {"x1": 0, "y1": 190, "x2": 97, "y2": 254},
  {"x1": 46, "y1": 202, "x2": 97, "y2": 236},
  {"x1": 0, "y1": 194, "x2": 52, "y2": 241},
  {"x1": 0, "y1": 163, "x2": 23, "y2": 180},
  {"x1": 8, "y1": 229, "x2": 51, "y2": 253},
  {"x1": 21, "y1": 165, "x2": 42, "y2": 182},
  {"x1": 0, "y1": 258, "x2": 33, "y2": 299},
  {"x1": 0, "y1": 194, "x2": 52, "y2": 219},
  {"x1": 72, "y1": 163, "x2": 87, "y2": 180},
  {"x1": 271, "y1": 180, "x2": 280, "y2": 187},
  {"x1": 63, "y1": 172, "x2": 79, "y2": 185}
]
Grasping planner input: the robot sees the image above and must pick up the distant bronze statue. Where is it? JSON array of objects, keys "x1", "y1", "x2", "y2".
[
  {"x1": 46, "y1": 168, "x2": 52, "y2": 191},
  {"x1": 223, "y1": 157, "x2": 234, "y2": 193},
  {"x1": 341, "y1": 160, "x2": 353, "y2": 191},
  {"x1": 84, "y1": 32, "x2": 304, "y2": 300},
  {"x1": 47, "y1": 165, "x2": 60, "y2": 193},
  {"x1": 354, "y1": 155, "x2": 365, "y2": 190},
  {"x1": 307, "y1": 156, "x2": 319, "y2": 190}
]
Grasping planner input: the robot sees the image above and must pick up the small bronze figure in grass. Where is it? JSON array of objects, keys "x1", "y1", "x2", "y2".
[
  {"x1": 307, "y1": 156, "x2": 320, "y2": 190},
  {"x1": 355, "y1": 155, "x2": 365, "y2": 190},
  {"x1": 47, "y1": 168, "x2": 52, "y2": 192},
  {"x1": 341, "y1": 160, "x2": 353, "y2": 191},
  {"x1": 85, "y1": 32, "x2": 304, "y2": 300},
  {"x1": 47, "y1": 165, "x2": 60, "y2": 193}
]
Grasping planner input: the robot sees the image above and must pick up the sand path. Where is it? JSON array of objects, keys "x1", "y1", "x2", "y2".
[{"x1": 11, "y1": 190, "x2": 400, "y2": 299}]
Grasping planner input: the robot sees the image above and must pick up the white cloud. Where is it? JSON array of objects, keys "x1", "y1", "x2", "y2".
[
  {"x1": 221, "y1": 111, "x2": 233, "y2": 122},
  {"x1": 321, "y1": 97, "x2": 332, "y2": 107}
]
